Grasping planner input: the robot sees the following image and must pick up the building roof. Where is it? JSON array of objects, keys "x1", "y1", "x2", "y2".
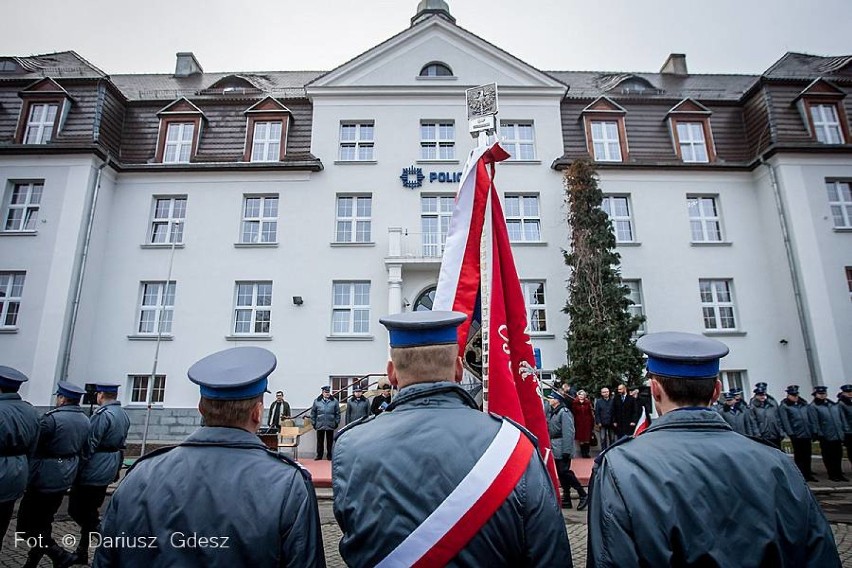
[
  {"x1": 0, "y1": 51, "x2": 106, "y2": 80},
  {"x1": 546, "y1": 71, "x2": 758, "y2": 101},
  {"x1": 764, "y1": 52, "x2": 852, "y2": 81},
  {"x1": 109, "y1": 71, "x2": 324, "y2": 101}
]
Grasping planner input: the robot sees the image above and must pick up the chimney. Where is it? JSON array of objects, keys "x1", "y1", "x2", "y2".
[
  {"x1": 174, "y1": 52, "x2": 203, "y2": 78},
  {"x1": 660, "y1": 53, "x2": 688, "y2": 76}
]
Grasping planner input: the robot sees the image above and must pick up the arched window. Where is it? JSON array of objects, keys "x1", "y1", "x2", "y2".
[
  {"x1": 413, "y1": 286, "x2": 437, "y2": 311},
  {"x1": 419, "y1": 62, "x2": 453, "y2": 77}
]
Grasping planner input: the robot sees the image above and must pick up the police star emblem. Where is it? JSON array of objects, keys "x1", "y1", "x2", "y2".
[{"x1": 400, "y1": 166, "x2": 425, "y2": 189}]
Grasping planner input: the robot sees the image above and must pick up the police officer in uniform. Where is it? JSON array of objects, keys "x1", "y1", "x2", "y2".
[
  {"x1": 840, "y1": 384, "x2": 852, "y2": 470},
  {"x1": 747, "y1": 384, "x2": 783, "y2": 448},
  {"x1": 779, "y1": 384, "x2": 817, "y2": 481},
  {"x1": 809, "y1": 385, "x2": 848, "y2": 482},
  {"x1": 18, "y1": 381, "x2": 90, "y2": 568},
  {"x1": 749, "y1": 381, "x2": 778, "y2": 407},
  {"x1": 333, "y1": 311, "x2": 571, "y2": 567},
  {"x1": 0, "y1": 366, "x2": 40, "y2": 551},
  {"x1": 587, "y1": 332, "x2": 840, "y2": 567},
  {"x1": 68, "y1": 383, "x2": 131, "y2": 564},
  {"x1": 94, "y1": 346, "x2": 324, "y2": 567},
  {"x1": 545, "y1": 390, "x2": 587, "y2": 510}
]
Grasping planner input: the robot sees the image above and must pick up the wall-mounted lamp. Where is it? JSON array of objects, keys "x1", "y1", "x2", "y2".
[
  {"x1": 292, "y1": 296, "x2": 304, "y2": 306},
  {"x1": 779, "y1": 339, "x2": 788, "y2": 345},
  {"x1": 403, "y1": 297, "x2": 411, "y2": 308}
]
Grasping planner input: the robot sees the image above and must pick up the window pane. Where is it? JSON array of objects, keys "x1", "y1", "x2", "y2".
[{"x1": 337, "y1": 197, "x2": 352, "y2": 217}]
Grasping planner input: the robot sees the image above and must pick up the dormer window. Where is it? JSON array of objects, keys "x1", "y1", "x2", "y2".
[
  {"x1": 582, "y1": 97, "x2": 629, "y2": 163},
  {"x1": 15, "y1": 78, "x2": 71, "y2": 145},
  {"x1": 666, "y1": 99, "x2": 716, "y2": 164},
  {"x1": 420, "y1": 62, "x2": 453, "y2": 77},
  {"x1": 243, "y1": 97, "x2": 291, "y2": 163},
  {"x1": 155, "y1": 98, "x2": 205, "y2": 164},
  {"x1": 794, "y1": 79, "x2": 849, "y2": 145}
]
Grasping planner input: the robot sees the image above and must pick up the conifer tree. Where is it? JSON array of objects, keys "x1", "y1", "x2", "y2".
[{"x1": 563, "y1": 160, "x2": 645, "y2": 394}]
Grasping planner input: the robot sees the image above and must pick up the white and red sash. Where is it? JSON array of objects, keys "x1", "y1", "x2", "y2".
[{"x1": 376, "y1": 421, "x2": 534, "y2": 568}]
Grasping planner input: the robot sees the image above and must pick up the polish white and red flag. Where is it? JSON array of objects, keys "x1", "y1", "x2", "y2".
[
  {"x1": 633, "y1": 406, "x2": 649, "y2": 436},
  {"x1": 433, "y1": 141, "x2": 559, "y2": 495}
]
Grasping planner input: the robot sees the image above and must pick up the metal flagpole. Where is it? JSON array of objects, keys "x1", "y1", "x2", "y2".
[{"x1": 140, "y1": 219, "x2": 181, "y2": 456}]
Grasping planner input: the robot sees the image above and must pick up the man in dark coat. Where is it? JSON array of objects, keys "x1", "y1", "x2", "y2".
[
  {"x1": 588, "y1": 332, "x2": 840, "y2": 567},
  {"x1": 612, "y1": 383, "x2": 637, "y2": 437},
  {"x1": 0, "y1": 366, "x2": 40, "y2": 552},
  {"x1": 311, "y1": 385, "x2": 340, "y2": 460},
  {"x1": 345, "y1": 385, "x2": 370, "y2": 424},
  {"x1": 267, "y1": 390, "x2": 291, "y2": 431},
  {"x1": 594, "y1": 386, "x2": 615, "y2": 450},
  {"x1": 18, "y1": 381, "x2": 90, "y2": 568},
  {"x1": 94, "y1": 346, "x2": 324, "y2": 567},
  {"x1": 779, "y1": 384, "x2": 817, "y2": 481},
  {"x1": 68, "y1": 383, "x2": 131, "y2": 564},
  {"x1": 370, "y1": 383, "x2": 393, "y2": 415},
  {"x1": 809, "y1": 385, "x2": 848, "y2": 482},
  {"x1": 333, "y1": 311, "x2": 572, "y2": 567}
]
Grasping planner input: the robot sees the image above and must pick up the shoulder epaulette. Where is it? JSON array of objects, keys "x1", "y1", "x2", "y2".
[
  {"x1": 594, "y1": 435, "x2": 633, "y2": 466},
  {"x1": 263, "y1": 448, "x2": 313, "y2": 479},
  {"x1": 335, "y1": 414, "x2": 377, "y2": 439},
  {"x1": 744, "y1": 435, "x2": 782, "y2": 450},
  {"x1": 126, "y1": 444, "x2": 179, "y2": 474}
]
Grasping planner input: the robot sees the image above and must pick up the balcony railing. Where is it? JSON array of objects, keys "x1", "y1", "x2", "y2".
[{"x1": 387, "y1": 227, "x2": 445, "y2": 261}]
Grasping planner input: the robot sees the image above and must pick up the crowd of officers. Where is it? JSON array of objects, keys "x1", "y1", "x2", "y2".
[
  {"x1": 711, "y1": 382, "x2": 852, "y2": 482},
  {"x1": 0, "y1": 370, "x2": 130, "y2": 567}
]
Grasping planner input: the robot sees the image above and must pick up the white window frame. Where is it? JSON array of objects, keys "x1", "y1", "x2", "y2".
[
  {"x1": 24, "y1": 103, "x2": 58, "y2": 144},
  {"x1": 699, "y1": 279, "x2": 737, "y2": 331},
  {"x1": 677, "y1": 122, "x2": 709, "y2": 163},
  {"x1": 148, "y1": 196, "x2": 186, "y2": 244},
  {"x1": 420, "y1": 195, "x2": 454, "y2": 257},
  {"x1": 137, "y1": 281, "x2": 176, "y2": 336},
  {"x1": 687, "y1": 196, "x2": 724, "y2": 242},
  {"x1": 331, "y1": 281, "x2": 371, "y2": 336},
  {"x1": 241, "y1": 195, "x2": 278, "y2": 244},
  {"x1": 335, "y1": 195, "x2": 372, "y2": 243},
  {"x1": 338, "y1": 122, "x2": 375, "y2": 161},
  {"x1": 129, "y1": 374, "x2": 166, "y2": 405},
  {"x1": 521, "y1": 280, "x2": 548, "y2": 333},
  {"x1": 826, "y1": 180, "x2": 852, "y2": 229},
  {"x1": 500, "y1": 121, "x2": 536, "y2": 161},
  {"x1": 601, "y1": 195, "x2": 635, "y2": 243},
  {"x1": 0, "y1": 272, "x2": 25, "y2": 329},
  {"x1": 163, "y1": 122, "x2": 195, "y2": 164},
  {"x1": 4, "y1": 182, "x2": 43, "y2": 232},
  {"x1": 623, "y1": 279, "x2": 647, "y2": 335},
  {"x1": 590, "y1": 120, "x2": 622, "y2": 162},
  {"x1": 504, "y1": 194, "x2": 541, "y2": 242},
  {"x1": 720, "y1": 370, "x2": 748, "y2": 393},
  {"x1": 233, "y1": 281, "x2": 273, "y2": 335},
  {"x1": 810, "y1": 104, "x2": 844, "y2": 144},
  {"x1": 420, "y1": 121, "x2": 455, "y2": 160},
  {"x1": 250, "y1": 121, "x2": 282, "y2": 162}
]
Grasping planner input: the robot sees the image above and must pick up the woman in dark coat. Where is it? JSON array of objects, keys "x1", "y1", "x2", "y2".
[{"x1": 573, "y1": 390, "x2": 595, "y2": 458}]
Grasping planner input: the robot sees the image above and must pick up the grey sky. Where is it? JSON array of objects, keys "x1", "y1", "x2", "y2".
[{"x1": 3, "y1": 0, "x2": 851, "y2": 76}]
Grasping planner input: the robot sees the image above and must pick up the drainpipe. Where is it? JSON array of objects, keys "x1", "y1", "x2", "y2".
[
  {"x1": 762, "y1": 158, "x2": 818, "y2": 388},
  {"x1": 59, "y1": 154, "x2": 111, "y2": 381}
]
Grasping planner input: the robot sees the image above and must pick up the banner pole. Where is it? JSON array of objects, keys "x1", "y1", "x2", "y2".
[{"x1": 479, "y1": 132, "x2": 492, "y2": 413}]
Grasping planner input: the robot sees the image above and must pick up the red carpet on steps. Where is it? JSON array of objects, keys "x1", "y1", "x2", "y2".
[{"x1": 298, "y1": 456, "x2": 595, "y2": 489}]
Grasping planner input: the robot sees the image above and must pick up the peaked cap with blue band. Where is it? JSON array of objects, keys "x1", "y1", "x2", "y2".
[
  {"x1": 380, "y1": 310, "x2": 467, "y2": 348},
  {"x1": 636, "y1": 331, "x2": 729, "y2": 379},
  {"x1": 0, "y1": 365, "x2": 28, "y2": 390},
  {"x1": 188, "y1": 346, "x2": 276, "y2": 400},
  {"x1": 55, "y1": 381, "x2": 86, "y2": 399},
  {"x1": 94, "y1": 383, "x2": 121, "y2": 393}
]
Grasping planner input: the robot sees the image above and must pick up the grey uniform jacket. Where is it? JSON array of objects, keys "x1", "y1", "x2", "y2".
[
  {"x1": 344, "y1": 396, "x2": 369, "y2": 424},
  {"x1": 840, "y1": 398, "x2": 852, "y2": 435},
  {"x1": 779, "y1": 398, "x2": 815, "y2": 439},
  {"x1": 0, "y1": 393, "x2": 40, "y2": 502},
  {"x1": 310, "y1": 396, "x2": 340, "y2": 430},
  {"x1": 808, "y1": 400, "x2": 845, "y2": 442},
  {"x1": 76, "y1": 401, "x2": 131, "y2": 486},
  {"x1": 587, "y1": 408, "x2": 840, "y2": 567},
  {"x1": 747, "y1": 399, "x2": 783, "y2": 441},
  {"x1": 93, "y1": 427, "x2": 324, "y2": 568},
  {"x1": 333, "y1": 382, "x2": 572, "y2": 568},
  {"x1": 720, "y1": 405, "x2": 756, "y2": 436},
  {"x1": 29, "y1": 404, "x2": 90, "y2": 493},
  {"x1": 546, "y1": 402, "x2": 576, "y2": 459}
]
